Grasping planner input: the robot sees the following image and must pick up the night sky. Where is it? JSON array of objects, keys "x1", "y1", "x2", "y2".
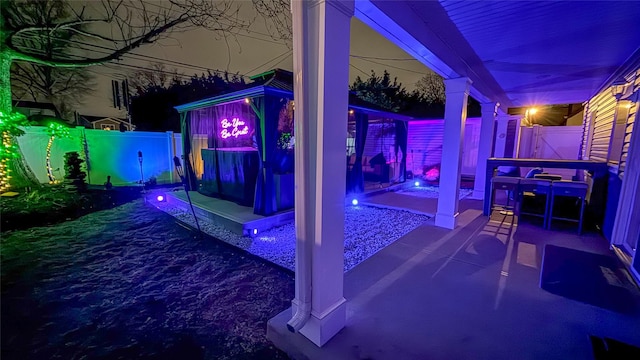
[{"x1": 76, "y1": 2, "x2": 435, "y2": 118}]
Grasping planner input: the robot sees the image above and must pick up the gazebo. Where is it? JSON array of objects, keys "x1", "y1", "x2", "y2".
[{"x1": 174, "y1": 69, "x2": 412, "y2": 216}]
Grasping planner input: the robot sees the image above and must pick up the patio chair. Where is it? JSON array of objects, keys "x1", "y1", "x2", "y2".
[
  {"x1": 490, "y1": 176, "x2": 521, "y2": 215},
  {"x1": 517, "y1": 178, "x2": 552, "y2": 227},
  {"x1": 548, "y1": 181, "x2": 588, "y2": 234}
]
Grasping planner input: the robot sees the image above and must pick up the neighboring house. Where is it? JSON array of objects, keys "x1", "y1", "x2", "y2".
[
  {"x1": 80, "y1": 115, "x2": 135, "y2": 131},
  {"x1": 13, "y1": 100, "x2": 58, "y2": 118},
  {"x1": 12, "y1": 100, "x2": 135, "y2": 132},
  {"x1": 71, "y1": 70, "x2": 130, "y2": 121}
]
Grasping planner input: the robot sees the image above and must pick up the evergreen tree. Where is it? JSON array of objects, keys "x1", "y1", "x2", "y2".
[{"x1": 350, "y1": 70, "x2": 413, "y2": 112}]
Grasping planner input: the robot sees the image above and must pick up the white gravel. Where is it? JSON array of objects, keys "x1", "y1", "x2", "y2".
[
  {"x1": 398, "y1": 185, "x2": 473, "y2": 199},
  {"x1": 153, "y1": 201, "x2": 429, "y2": 272}
]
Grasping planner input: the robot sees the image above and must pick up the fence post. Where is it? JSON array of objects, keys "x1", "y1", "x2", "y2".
[{"x1": 167, "y1": 131, "x2": 174, "y2": 184}]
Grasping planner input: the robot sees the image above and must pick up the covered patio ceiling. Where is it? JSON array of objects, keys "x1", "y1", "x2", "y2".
[{"x1": 356, "y1": 0, "x2": 640, "y2": 108}]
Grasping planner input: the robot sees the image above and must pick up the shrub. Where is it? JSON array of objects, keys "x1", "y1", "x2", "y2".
[
  {"x1": 423, "y1": 165, "x2": 440, "y2": 182},
  {"x1": 64, "y1": 151, "x2": 87, "y2": 191}
]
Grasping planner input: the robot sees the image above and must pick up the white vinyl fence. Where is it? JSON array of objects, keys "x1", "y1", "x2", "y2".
[
  {"x1": 17, "y1": 127, "x2": 183, "y2": 186},
  {"x1": 517, "y1": 124, "x2": 583, "y2": 179},
  {"x1": 407, "y1": 118, "x2": 481, "y2": 176}
]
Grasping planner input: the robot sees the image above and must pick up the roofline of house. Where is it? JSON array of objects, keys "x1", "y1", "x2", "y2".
[
  {"x1": 13, "y1": 100, "x2": 57, "y2": 111},
  {"x1": 81, "y1": 115, "x2": 130, "y2": 124}
]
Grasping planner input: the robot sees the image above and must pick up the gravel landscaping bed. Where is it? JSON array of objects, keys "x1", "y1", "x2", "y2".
[{"x1": 154, "y1": 200, "x2": 430, "y2": 272}]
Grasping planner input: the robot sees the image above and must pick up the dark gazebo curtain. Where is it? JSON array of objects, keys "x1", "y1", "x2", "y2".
[
  {"x1": 181, "y1": 102, "x2": 255, "y2": 193},
  {"x1": 394, "y1": 120, "x2": 408, "y2": 182},
  {"x1": 180, "y1": 111, "x2": 198, "y2": 191},
  {"x1": 251, "y1": 95, "x2": 283, "y2": 216},
  {"x1": 349, "y1": 111, "x2": 369, "y2": 193}
]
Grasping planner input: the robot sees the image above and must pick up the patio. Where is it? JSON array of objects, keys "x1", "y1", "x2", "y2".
[
  {"x1": 278, "y1": 0, "x2": 640, "y2": 347},
  {"x1": 268, "y1": 201, "x2": 640, "y2": 359}
]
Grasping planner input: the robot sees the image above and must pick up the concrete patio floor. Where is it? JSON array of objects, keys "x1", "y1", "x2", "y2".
[
  {"x1": 267, "y1": 199, "x2": 640, "y2": 359},
  {"x1": 361, "y1": 190, "x2": 477, "y2": 216}
]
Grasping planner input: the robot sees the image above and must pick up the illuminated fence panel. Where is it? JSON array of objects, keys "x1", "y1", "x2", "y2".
[
  {"x1": 18, "y1": 127, "x2": 83, "y2": 183},
  {"x1": 18, "y1": 127, "x2": 181, "y2": 186}
]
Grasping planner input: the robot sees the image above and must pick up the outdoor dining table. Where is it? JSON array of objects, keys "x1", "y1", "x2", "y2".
[{"x1": 483, "y1": 158, "x2": 609, "y2": 224}]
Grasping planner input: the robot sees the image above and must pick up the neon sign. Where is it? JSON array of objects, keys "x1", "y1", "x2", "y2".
[{"x1": 220, "y1": 117, "x2": 249, "y2": 139}]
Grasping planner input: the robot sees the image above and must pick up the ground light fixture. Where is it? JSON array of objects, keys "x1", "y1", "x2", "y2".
[
  {"x1": 156, "y1": 195, "x2": 165, "y2": 202},
  {"x1": 351, "y1": 199, "x2": 359, "y2": 206},
  {"x1": 253, "y1": 229, "x2": 258, "y2": 235},
  {"x1": 414, "y1": 181, "x2": 420, "y2": 187}
]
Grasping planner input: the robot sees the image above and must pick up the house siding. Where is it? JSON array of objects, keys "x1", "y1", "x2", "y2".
[
  {"x1": 407, "y1": 120, "x2": 445, "y2": 174},
  {"x1": 619, "y1": 70, "x2": 640, "y2": 178},
  {"x1": 407, "y1": 118, "x2": 480, "y2": 176},
  {"x1": 584, "y1": 67, "x2": 640, "y2": 243},
  {"x1": 587, "y1": 90, "x2": 617, "y2": 162}
]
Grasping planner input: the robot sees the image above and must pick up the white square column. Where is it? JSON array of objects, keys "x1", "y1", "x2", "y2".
[
  {"x1": 472, "y1": 102, "x2": 498, "y2": 199},
  {"x1": 435, "y1": 77, "x2": 471, "y2": 229},
  {"x1": 290, "y1": 0, "x2": 353, "y2": 347}
]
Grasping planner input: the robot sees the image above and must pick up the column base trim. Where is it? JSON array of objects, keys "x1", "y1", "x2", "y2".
[
  {"x1": 471, "y1": 189, "x2": 485, "y2": 200},
  {"x1": 435, "y1": 212, "x2": 459, "y2": 229},
  {"x1": 299, "y1": 297, "x2": 347, "y2": 347}
]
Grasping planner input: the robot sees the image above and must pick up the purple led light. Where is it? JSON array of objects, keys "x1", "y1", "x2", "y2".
[{"x1": 220, "y1": 117, "x2": 250, "y2": 139}]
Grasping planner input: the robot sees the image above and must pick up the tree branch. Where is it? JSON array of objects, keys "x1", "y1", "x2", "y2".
[{"x1": 6, "y1": 15, "x2": 190, "y2": 67}]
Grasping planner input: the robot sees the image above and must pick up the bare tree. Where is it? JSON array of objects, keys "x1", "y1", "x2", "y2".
[
  {"x1": 9, "y1": 1, "x2": 95, "y2": 120},
  {"x1": 252, "y1": 0, "x2": 292, "y2": 43},
  {"x1": 0, "y1": 0, "x2": 247, "y2": 189},
  {"x1": 128, "y1": 62, "x2": 183, "y2": 95},
  {"x1": 415, "y1": 73, "x2": 445, "y2": 104},
  {"x1": 12, "y1": 63, "x2": 94, "y2": 119}
]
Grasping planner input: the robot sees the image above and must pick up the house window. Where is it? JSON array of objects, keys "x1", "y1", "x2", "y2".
[
  {"x1": 608, "y1": 101, "x2": 631, "y2": 164},
  {"x1": 101, "y1": 124, "x2": 116, "y2": 131}
]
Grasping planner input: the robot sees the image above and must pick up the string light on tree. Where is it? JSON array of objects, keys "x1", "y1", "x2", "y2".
[
  {"x1": 0, "y1": 111, "x2": 29, "y2": 192},
  {"x1": 45, "y1": 123, "x2": 71, "y2": 184},
  {"x1": 0, "y1": 132, "x2": 13, "y2": 192}
]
